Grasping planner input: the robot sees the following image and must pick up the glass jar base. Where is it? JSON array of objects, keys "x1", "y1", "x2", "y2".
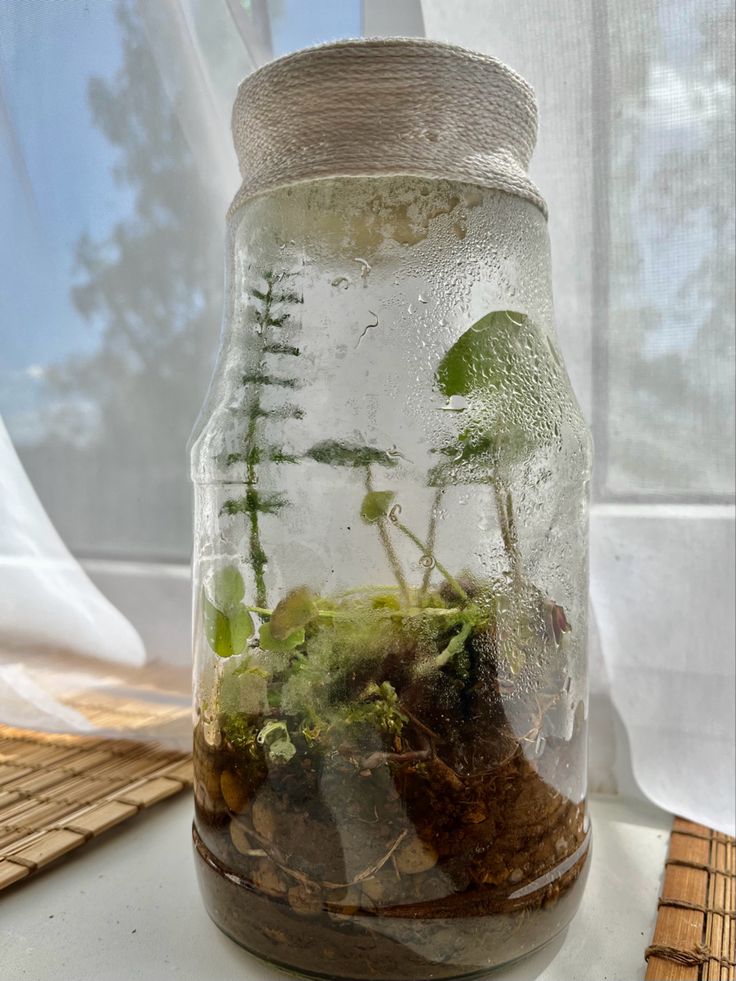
[{"x1": 193, "y1": 824, "x2": 590, "y2": 981}]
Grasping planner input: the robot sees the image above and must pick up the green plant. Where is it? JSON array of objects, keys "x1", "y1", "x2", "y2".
[
  {"x1": 430, "y1": 310, "x2": 572, "y2": 579},
  {"x1": 221, "y1": 271, "x2": 302, "y2": 608},
  {"x1": 205, "y1": 307, "x2": 572, "y2": 750}
]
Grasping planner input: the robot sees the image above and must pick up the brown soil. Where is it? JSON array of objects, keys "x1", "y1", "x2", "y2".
[{"x1": 193, "y1": 656, "x2": 590, "y2": 979}]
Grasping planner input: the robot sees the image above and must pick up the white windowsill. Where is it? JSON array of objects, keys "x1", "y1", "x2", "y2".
[{"x1": 0, "y1": 793, "x2": 671, "y2": 981}]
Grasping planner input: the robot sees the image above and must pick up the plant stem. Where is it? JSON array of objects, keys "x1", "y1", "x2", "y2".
[
  {"x1": 392, "y1": 519, "x2": 468, "y2": 603},
  {"x1": 364, "y1": 469, "x2": 411, "y2": 605},
  {"x1": 244, "y1": 605, "x2": 275, "y2": 617},
  {"x1": 244, "y1": 604, "x2": 462, "y2": 622},
  {"x1": 245, "y1": 475, "x2": 268, "y2": 608},
  {"x1": 492, "y1": 478, "x2": 522, "y2": 579},
  {"x1": 419, "y1": 487, "x2": 443, "y2": 599}
]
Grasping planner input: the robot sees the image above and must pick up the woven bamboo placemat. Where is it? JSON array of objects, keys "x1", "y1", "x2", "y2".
[
  {"x1": 646, "y1": 816, "x2": 735, "y2": 980},
  {"x1": 0, "y1": 723, "x2": 192, "y2": 892}
]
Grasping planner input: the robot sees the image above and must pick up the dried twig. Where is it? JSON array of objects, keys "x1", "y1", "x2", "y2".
[{"x1": 247, "y1": 824, "x2": 409, "y2": 891}]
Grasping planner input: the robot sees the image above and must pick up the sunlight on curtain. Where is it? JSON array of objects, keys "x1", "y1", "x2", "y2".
[{"x1": 0, "y1": 0, "x2": 363, "y2": 562}]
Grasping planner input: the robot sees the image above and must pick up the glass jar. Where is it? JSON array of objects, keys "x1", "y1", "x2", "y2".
[{"x1": 191, "y1": 40, "x2": 592, "y2": 981}]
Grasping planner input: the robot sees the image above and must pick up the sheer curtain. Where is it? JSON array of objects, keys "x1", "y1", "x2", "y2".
[
  {"x1": 1, "y1": 0, "x2": 733, "y2": 827},
  {"x1": 420, "y1": 0, "x2": 735, "y2": 831}
]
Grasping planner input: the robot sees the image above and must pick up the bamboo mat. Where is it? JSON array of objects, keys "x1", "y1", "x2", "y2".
[
  {"x1": 646, "y1": 817, "x2": 736, "y2": 980},
  {"x1": 1, "y1": 721, "x2": 733, "y2": 979},
  {"x1": 0, "y1": 723, "x2": 192, "y2": 892}
]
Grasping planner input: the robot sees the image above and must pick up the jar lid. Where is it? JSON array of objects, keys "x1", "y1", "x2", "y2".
[{"x1": 229, "y1": 38, "x2": 546, "y2": 218}]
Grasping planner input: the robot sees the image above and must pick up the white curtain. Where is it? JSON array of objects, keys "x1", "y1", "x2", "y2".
[
  {"x1": 0, "y1": 0, "x2": 733, "y2": 828},
  {"x1": 420, "y1": 0, "x2": 735, "y2": 832}
]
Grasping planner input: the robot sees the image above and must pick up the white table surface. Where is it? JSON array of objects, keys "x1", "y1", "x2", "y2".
[{"x1": 0, "y1": 794, "x2": 671, "y2": 981}]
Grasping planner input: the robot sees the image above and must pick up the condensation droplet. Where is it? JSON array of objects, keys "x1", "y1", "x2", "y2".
[{"x1": 442, "y1": 395, "x2": 467, "y2": 412}]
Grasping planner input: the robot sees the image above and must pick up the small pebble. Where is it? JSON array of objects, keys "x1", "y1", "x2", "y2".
[
  {"x1": 229, "y1": 819, "x2": 252, "y2": 855},
  {"x1": 251, "y1": 797, "x2": 276, "y2": 838},
  {"x1": 204, "y1": 768, "x2": 222, "y2": 800},
  {"x1": 220, "y1": 770, "x2": 248, "y2": 813},
  {"x1": 395, "y1": 836, "x2": 438, "y2": 875},
  {"x1": 361, "y1": 876, "x2": 384, "y2": 901}
]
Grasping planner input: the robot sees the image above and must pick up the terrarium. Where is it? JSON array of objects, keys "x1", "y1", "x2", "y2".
[{"x1": 190, "y1": 39, "x2": 592, "y2": 980}]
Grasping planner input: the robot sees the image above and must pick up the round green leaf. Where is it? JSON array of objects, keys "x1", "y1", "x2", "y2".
[
  {"x1": 203, "y1": 595, "x2": 253, "y2": 658},
  {"x1": 270, "y1": 586, "x2": 316, "y2": 640},
  {"x1": 212, "y1": 565, "x2": 245, "y2": 610},
  {"x1": 437, "y1": 310, "x2": 527, "y2": 398},
  {"x1": 228, "y1": 606, "x2": 255, "y2": 654},
  {"x1": 360, "y1": 490, "x2": 395, "y2": 523},
  {"x1": 259, "y1": 621, "x2": 305, "y2": 652}
]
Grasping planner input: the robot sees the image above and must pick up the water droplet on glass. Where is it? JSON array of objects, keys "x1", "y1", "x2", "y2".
[{"x1": 442, "y1": 395, "x2": 467, "y2": 412}]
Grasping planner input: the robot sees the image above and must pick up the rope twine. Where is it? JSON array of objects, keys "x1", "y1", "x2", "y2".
[
  {"x1": 228, "y1": 38, "x2": 546, "y2": 218},
  {"x1": 665, "y1": 857, "x2": 728, "y2": 875},
  {"x1": 658, "y1": 897, "x2": 736, "y2": 917},
  {"x1": 645, "y1": 944, "x2": 736, "y2": 968}
]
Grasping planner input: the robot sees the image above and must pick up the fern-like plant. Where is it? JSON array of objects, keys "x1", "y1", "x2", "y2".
[{"x1": 221, "y1": 271, "x2": 302, "y2": 608}]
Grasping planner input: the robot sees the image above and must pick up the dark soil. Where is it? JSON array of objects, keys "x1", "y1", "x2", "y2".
[{"x1": 193, "y1": 652, "x2": 590, "y2": 979}]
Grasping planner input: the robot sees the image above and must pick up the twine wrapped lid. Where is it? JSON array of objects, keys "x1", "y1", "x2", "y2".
[{"x1": 229, "y1": 38, "x2": 546, "y2": 218}]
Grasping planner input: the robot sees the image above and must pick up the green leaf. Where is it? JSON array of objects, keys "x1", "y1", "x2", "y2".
[
  {"x1": 220, "y1": 492, "x2": 288, "y2": 516},
  {"x1": 262, "y1": 342, "x2": 300, "y2": 356},
  {"x1": 343, "y1": 681, "x2": 407, "y2": 735},
  {"x1": 435, "y1": 310, "x2": 571, "y2": 474},
  {"x1": 259, "y1": 621, "x2": 305, "y2": 652},
  {"x1": 224, "y1": 446, "x2": 299, "y2": 466},
  {"x1": 272, "y1": 289, "x2": 302, "y2": 305},
  {"x1": 257, "y1": 720, "x2": 296, "y2": 763},
  {"x1": 437, "y1": 310, "x2": 527, "y2": 398},
  {"x1": 360, "y1": 490, "x2": 395, "y2": 523},
  {"x1": 435, "y1": 620, "x2": 473, "y2": 668},
  {"x1": 305, "y1": 440, "x2": 399, "y2": 469},
  {"x1": 270, "y1": 587, "x2": 316, "y2": 640},
  {"x1": 203, "y1": 596, "x2": 253, "y2": 658},
  {"x1": 255, "y1": 404, "x2": 304, "y2": 421},
  {"x1": 242, "y1": 373, "x2": 298, "y2": 388},
  {"x1": 212, "y1": 566, "x2": 244, "y2": 609}
]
